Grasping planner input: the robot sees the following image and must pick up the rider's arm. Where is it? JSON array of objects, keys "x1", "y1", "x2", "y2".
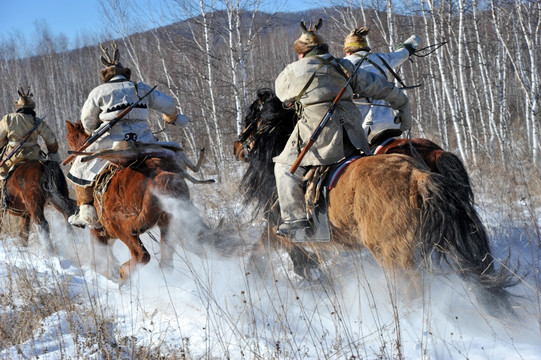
[
  {"x1": 80, "y1": 89, "x2": 102, "y2": 136},
  {"x1": 0, "y1": 116, "x2": 8, "y2": 149},
  {"x1": 37, "y1": 119, "x2": 59, "y2": 153}
]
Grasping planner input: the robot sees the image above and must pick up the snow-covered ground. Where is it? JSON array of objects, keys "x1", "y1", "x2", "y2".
[{"x1": 0, "y1": 191, "x2": 540, "y2": 359}]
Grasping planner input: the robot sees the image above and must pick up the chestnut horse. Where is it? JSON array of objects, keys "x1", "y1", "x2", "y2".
[
  {"x1": 1, "y1": 160, "x2": 76, "y2": 249},
  {"x1": 66, "y1": 120, "x2": 210, "y2": 282},
  {"x1": 374, "y1": 137, "x2": 474, "y2": 203},
  {"x1": 233, "y1": 89, "x2": 516, "y2": 316}
]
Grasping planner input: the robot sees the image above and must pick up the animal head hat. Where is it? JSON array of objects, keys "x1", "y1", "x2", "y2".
[
  {"x1": 14, "y1": 86, "x2": 35, "y2": 110},
  {"x1": 99, "y1": 41, "x2": 131, "y2": 83},
  {"x1": 343, "y1": 26, "x2": 371, "y2": 54},
  {"x1": 294, "y1": 18, "x2": 327, "y2": 55}
]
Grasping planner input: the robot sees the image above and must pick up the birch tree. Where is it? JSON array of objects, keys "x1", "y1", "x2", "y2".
[{"x1": 490, "y1": 0, "x2": 540, "y2": 162}]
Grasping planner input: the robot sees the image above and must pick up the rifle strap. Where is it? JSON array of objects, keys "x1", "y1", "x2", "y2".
[
  {"x1": 132, "y1": 82, "x2": 141, "y2": 100},
  {"x1": 374, "y1": 54, "x2": 407, "y2": 88},
  {"x1": 291, "y1": 55, "x2": 351, "y2": 119},
  {"x1": 290, "y1": 63, "x2": 324, "y2": 119},
  {"x1": 353, "y1": 52, "x2": 387, "y2": 78}
]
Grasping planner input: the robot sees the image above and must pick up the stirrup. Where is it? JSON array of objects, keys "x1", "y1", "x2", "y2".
[{"x1": 276, "y1": 219, "x2": 313, "y2": 240}]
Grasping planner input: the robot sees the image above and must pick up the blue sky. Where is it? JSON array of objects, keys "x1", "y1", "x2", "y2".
[{"x1": 0, "y1": 0, "x2": 316, "y2": 45}]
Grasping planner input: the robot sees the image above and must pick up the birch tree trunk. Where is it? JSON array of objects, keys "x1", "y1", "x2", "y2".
[
  {"x1": 424, "y1": 0, "x2": 467, "y2": 159},
  {"x1": 456, "y1": 0, "x2": 477, "y2": 164}
]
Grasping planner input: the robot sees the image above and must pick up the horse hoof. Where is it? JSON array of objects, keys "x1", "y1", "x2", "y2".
[{"x1": 118, "y1": 268, "x2": 129, "y2": 282}]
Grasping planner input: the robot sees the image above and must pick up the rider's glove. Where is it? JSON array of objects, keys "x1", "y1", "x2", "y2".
[
  {"x1": 163, "y1": 113, "x2": 189, "y2": 129},
  {"x1": 396, "y1": 35, "x2": 421, "y2": 55},
  {"x1": 395, "y1": 104, "x2": 413, "y2": 132}
]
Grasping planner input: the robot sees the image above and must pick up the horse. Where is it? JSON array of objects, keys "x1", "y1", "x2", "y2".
[
  {"x1": 373, "y1": 137, "x2": 474, "y2": 203},
  {"x1": 233, "y1": 88, "x2": 516, "y2": 316},
  {"x1": 66, "y1": 120, "x2": 213, "y2": 282},
  {"x1": 1, "y1": 159, "x2": 77, "y2": 250}
]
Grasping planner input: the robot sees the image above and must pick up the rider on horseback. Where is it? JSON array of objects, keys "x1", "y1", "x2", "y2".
[
  {"x1": 273, "y1": 19, "x2": 412, "y2": 239},
  {"x1": 67, "y1": 42, "x2": 190, "y2": 228},
  {"x1": 343, "y1": 27, "x2": 421, "y2": 145},
  {"x1": 0, "y1": 87, "x2": 60, "y2": 187}
]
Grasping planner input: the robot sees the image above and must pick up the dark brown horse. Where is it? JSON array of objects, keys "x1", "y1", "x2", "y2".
[
  {"x1": 234, "y1": 89, "x2": 516, "y2": 316},
  {"x1": 66, "y1": 120, "x2": 211, "y2": 282},
  {"x1": 1, "y1": 159, "x2": 76, "y2": 250}
]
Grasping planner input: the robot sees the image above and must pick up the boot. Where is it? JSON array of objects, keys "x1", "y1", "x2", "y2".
[
  {"x1": 276, "y1": 219, "x2": 314, "y2": 241},
  {"x1": 68, "y1": 204, "x2": 101, "y2": 229}
]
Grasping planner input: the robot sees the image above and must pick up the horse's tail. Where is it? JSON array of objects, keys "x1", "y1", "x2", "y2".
[
  {"x1": 42, "y1": 161, "x2": 77, "y2": 218},
  {"x1": 435, "y1": 151, "x2": 474, "y2": 203},
  {"x1": 417, "y1": 172, "x2": 517, "y2": 316}
]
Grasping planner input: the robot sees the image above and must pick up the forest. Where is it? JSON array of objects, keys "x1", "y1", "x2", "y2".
[{"x1": 0, "y1": 0, "x2": 539, "y2": 358}]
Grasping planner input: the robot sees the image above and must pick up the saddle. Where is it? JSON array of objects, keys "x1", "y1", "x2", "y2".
[{"x1": 87, "y1": 142, "x2": 181, "y2": 203}]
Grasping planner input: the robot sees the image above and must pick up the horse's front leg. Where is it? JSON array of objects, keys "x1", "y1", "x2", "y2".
[
  {"x1": 288, "y1": 245, "x2": 321, "y2": 281},
  {"x1": 32, "y1": 214, "x2": 55, "y2": 254},
  {"x1": 157, "y1": 213, "x2": 174, "y2": 271},
  {"x1": 118, "y1": 235, "x2": 151, "y2": 282},
  {"x1": 19, "y1": 215, "x2": 31, "y2": 247},
  {"x1": 89, "y1": 230, "x2": 120, "y2": 281}
]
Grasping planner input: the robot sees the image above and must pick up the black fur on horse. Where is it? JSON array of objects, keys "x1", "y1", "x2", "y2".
[
  {"x1": 41, "y1": 160, "x2": 77, "y2": 217},
  {"x1": 417, "y1": 173, "x2": 519, "y2": 314},
  {"x1": 239, "y1": 88, "x2": 296, "y2": 225}
]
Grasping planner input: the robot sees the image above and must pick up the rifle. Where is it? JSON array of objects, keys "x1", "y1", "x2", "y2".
[
  {"x1": 62, "y1": 85, "x2": 157, "y2": 166},
  {"x1": 0, "y1": 115, "x2": 46, "y2": 168},
  {"x1": 289, "y1": 59, "x2": 364, "y2": 175}
]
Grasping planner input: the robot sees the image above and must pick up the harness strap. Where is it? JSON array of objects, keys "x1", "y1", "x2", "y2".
[
  {"x1": 374, "y1": 54, "x2": 407, "y2": 88},
  {"x1": 290, "y1": 55, "x2": 351, "y2": 118},
  {"x1": 354, "y1": 52, "x2": 387, "y2": 78},
  {"x1": 291, "y1": 62, "x2": 324, "y2": 118}
]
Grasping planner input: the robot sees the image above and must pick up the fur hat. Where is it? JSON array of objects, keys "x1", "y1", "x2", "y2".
[
  {"x1": 294, "y1": 19, "x2": 326, "y2": 55},
  {"x1": 14, "y1": 86, "x2": 35, "y2": 110},
  {"x1": 343, "y1": 26, "x2": 371, "y2": 54},
  {"x1": 99, "y1": 42, "x2": 131, "y2": 83}
]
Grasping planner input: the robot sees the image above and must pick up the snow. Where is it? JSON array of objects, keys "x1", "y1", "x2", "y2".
[{"x1": 0, "y1": 193, "x2": 540, "y2": 359}]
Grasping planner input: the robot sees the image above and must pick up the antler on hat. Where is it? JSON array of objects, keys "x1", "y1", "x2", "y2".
[
  {"x1": 343, "y1": 26, "x2": 371, "y2": 53},
  {"x1": 99, "y1": 41, "x2": 131, "y2": 83},
  {"x1": 14, "y1": 86, "x2": 35, "y2": 110},
  {"x1": 294, "y1": 18, "x2": 326, "y2": 55}
]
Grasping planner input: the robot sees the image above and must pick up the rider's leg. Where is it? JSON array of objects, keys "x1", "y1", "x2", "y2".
[
  {"x1": 68, "y1": 184, "x2": 100, "y2": 228},
  {"x1": 274, "y1": 162, "x2": 311, "y2": 237}
]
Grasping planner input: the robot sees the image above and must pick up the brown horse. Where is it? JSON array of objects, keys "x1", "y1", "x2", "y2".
[
  {"x1": 234, "y1": 89, "x2": 516, "y2": 316},
  {"x1": 66, "y1": 120, "x2": 212, "y2": 282},
  {"x1": 374, "y1": 137, "x2": 474, "y2": 203},
  {"x1": 1, "y1": 159, "x2": 77, "y2": 249}
]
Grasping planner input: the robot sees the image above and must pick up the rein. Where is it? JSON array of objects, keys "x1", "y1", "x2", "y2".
[
  {"x1": 412, "y1": 41, "x2": 448, "y2": 58},
  {"x1": 237, "y1": 116, "x2": 286, "y2": 156}
]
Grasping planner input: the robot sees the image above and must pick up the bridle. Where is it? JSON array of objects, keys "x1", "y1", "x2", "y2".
[{"x1": 234, "y1": 89, "x2": 295, "y2": 162}]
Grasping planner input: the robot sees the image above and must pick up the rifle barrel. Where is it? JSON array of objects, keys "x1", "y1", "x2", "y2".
[{"x1": 62, "y1": 85, "x2": 157, "y2": 166}]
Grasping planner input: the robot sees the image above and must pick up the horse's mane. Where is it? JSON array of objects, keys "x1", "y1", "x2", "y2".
[{"x1": 239, "y1": 89, "x2": 296, "y2": 224}]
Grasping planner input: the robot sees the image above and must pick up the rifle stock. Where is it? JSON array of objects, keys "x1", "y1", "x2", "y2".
[{"x1": 62, "y1": 85, "x2": 157, "y2": 166}]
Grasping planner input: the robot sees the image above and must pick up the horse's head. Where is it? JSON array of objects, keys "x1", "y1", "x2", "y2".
[
  {"x1": 233, "y1": 88, "x2": 277, "y2": 162},
  {"x1": 65, "y1": 120, "x2": 88, "y2": 151}
]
